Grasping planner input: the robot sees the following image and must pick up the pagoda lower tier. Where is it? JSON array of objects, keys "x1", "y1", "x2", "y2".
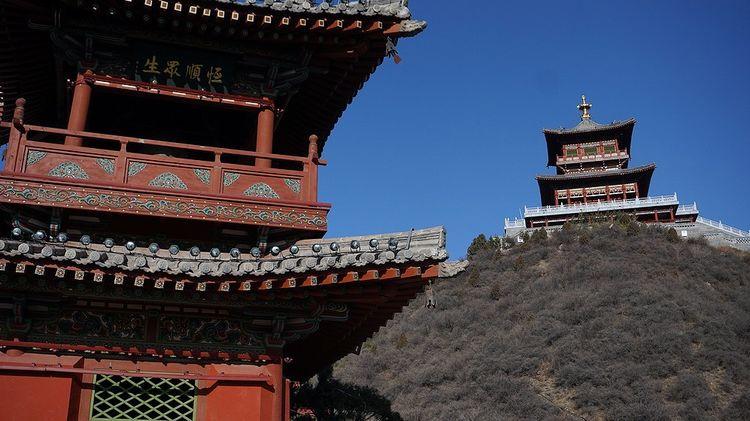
[
  {"x1": 0, "y1": 226, "x2": 463, "y2": 421},
  {"x1": 505, "y1": 194, "x2": 699, "y2": 233},
  {"x1": 536, "y1": 163, "x2": 656, "y2": 207}
]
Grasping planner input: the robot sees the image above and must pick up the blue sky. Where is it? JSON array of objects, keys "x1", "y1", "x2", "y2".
[{"x1": 319, "y1": 0, "x2": 750, "y2": 258}]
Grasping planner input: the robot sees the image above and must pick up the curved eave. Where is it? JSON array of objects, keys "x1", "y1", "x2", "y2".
[
  {"x1": 535, "y1": 163, "x2": 656, "y2": 206},
  {"x1": 172, "y1": 0, "x2": 413, "y2": 20},
  {"x1": 543, "y1": 119, "x2": 636, "y2": 167}
]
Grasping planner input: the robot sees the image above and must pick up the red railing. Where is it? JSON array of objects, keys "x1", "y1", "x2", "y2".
[
  {"x1": 556, "y1": 149, "x2": 628, "y2": 165},
  {"x1": 1, "y1": 98, "x2": 325, "y2": 204}
]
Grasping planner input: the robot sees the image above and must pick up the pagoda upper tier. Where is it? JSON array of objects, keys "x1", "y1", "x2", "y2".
[
  {"x1": 543, "y1": 96, "x2": 636, "y2": 174},
  {"x1": 0, "y1": 0, "x2": 424, "y2": 250},
  {"x1": 1, "y1": 0, "x2": 425, "y2": 157}
]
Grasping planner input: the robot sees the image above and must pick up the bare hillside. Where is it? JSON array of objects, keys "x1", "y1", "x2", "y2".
[{"x1": 333, "y1": 224, "x2": 750, "y2": 420}]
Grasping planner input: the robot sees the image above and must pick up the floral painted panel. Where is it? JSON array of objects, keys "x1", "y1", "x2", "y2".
[
  {"x1": 243, "y1": 182, "x2": 280, "y2": 199},
  {"x1": 48, "y1": 161, "x2": 90, "y2": 180},
  {"x1": 148, "y1": 172, "x2": 188, "y2": 190},
  {"x1": 193, "y1": 168, "x2": 211, "y2": 184},
  {"x1": 26, "y1": 151, "x2": 47, "y2": 167},
  {"x1": 224, "y1": 172, "x2": 240, "y2": 187},
  {"x1": 284, "y1": 178, "x2": 301, "y2": 194},
  {"x1": 96, "y1": 158, "x2": 116, "y2": 175},
  {"x1": 128, "y1": 162, "x2": 147, "y2": 177}
]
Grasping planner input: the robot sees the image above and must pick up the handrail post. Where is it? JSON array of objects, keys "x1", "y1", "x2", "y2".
[
  {"x1": 211, "y1": 152, "x2": 223, "y2": 194},
  {"x1": 114, "y1": 140, "x2": 128, "y2": 184},
  {"x1": 306, "y1": 134, "x2": 319, "y2": 202},
  {"x1": 5, "y1": 98, "x2": 26, "y2": 173}
]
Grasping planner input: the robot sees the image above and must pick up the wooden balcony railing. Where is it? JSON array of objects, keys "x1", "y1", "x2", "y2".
[
  {"x1": 556, "y1": 149, "x2": 628, "y2": 165},
  {"x1": 0, "y1": 98, "x2": 329, "y2": 231}
]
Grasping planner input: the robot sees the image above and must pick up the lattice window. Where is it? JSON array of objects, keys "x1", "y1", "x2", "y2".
[{"x1": 90, "y1": 375, "x2": 197, "y2": 421}]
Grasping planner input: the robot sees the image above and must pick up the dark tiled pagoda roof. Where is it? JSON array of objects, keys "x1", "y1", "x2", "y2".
[
  {"x1": 543, "y1": 118, "x2": 636, "y2": 167},
  {"x1": 0, "y1": 225, "x2": 461, "y2": 377},
  {"x1": 0, "y1": 226, "x2": 447, "y2": 280},
  {"x1": 543, "y1": 118, "x2": 636, "y2": 136},
  {"x1": 535, "y1": 163, "x2": 655, "y2": 182},
  {"x1": 536, "y1": 164, "x2": 656, "y2": 206},
  {"x1": 213, "y1": 0, "x2": 416, "y2": 19}
]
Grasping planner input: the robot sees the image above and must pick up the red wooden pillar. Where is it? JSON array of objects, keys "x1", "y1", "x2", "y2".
[
  {"x1": 306, "y1": 134, "x2": 320, "y2": 202},
  {"x1": 66, "y1": 73, "x2": 93, "y2": 146},
  {"x1": 4, "y1": 98, "x2": 26, "y2": 172},
  {"x1": 256, "y1": 106, "x2": 275, "y2": 168},
  {"x1": 583, "y1": 188, "x2": 587, "y2": 204},
  {"x1": 267, "y1": 362, "x2": 284, "y2": 421},
  {"x1": 621, "y1": 184, "x2": 626, "y2": 200},
  {"x1": 605, "y1": 185, "x2": 610, "y2": 201},
  {"x1": 566, "y1": 189, "x2": 571, "y2": 205},
  {"x1": 284, "y1": 379, "x2": 291, "y2": 421},
  {"x1": 634, "y1": 183, "x2": 640, "y2": 198}
]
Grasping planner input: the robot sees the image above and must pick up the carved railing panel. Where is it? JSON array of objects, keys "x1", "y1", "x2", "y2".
[
  {"x1": 21, "y1": 145, "x2": 118, "y2": 183},
  {"x1": 0, "y1": 104, "x2": 327, "y2": 230},
  {"x1": 221, "y1": 168, "x2": 302, "y2": 201}
]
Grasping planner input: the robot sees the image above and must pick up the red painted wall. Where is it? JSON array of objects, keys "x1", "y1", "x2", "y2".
[
  {"x1": 0, "y1": 353, "x2": 283, "y2": 421},
  {"x1": 0, "y1": 353, "x2": 83, "y2": 421},
  {"x1": 0, "y1": 373, "x2": 80, "y2": 421}
]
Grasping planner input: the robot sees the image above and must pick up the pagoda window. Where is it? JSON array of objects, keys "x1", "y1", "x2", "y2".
[
  {"x1": 563, "y1": 144, "x2": 579, "y2": 157},
  {"x1": 602, "y1": 140, "x2": 618, "y2": 154},
  {"x1": 556, "y1": 183, "x2": 637, "y2": 206}
]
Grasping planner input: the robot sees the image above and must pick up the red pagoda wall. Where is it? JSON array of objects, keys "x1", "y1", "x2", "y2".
[
  {"x1": 0, "y1": 353, "x2": 84, "y2": 421},
  {"x1": 0, "y1": 351, "x2": 286, "y2": 421}
]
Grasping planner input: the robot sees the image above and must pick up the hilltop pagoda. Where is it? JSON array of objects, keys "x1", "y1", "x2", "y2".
[
  {"x1": 505, "y1": 96, "x2": 699, "y2": 234},
  {"x1": 0, "y1": 1, "x2": 456, "y2": 420}
]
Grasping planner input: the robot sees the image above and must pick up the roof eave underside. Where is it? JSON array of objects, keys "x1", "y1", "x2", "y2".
[
  {"x1": 285, "y1": 275, "x2": 427, "y2": 378},
  {"x1": 0, "y1": 0, "x2": 426, "y2": 156},
  {"x1": 543, "y1": 119, "x2": 636, "y2": 167},
  {"x1": 535, "y1": 164, "x2": 656, "y2": 205}
]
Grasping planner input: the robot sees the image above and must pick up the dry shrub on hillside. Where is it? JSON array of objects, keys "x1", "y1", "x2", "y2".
[{"x1": 334, "y1": 224, "x2": 750, "y2": 420}]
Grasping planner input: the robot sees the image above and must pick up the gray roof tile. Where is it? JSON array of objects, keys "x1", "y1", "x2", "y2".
[
  {"x1": 211, "y1": 0, "x2": 412, "y2": 19},
  {"x1": 0, "y1": 226, "x2": 447, "y2": 279},
  {"x1": 544, "y1": 118, "x2": 636, "y2": 135}
]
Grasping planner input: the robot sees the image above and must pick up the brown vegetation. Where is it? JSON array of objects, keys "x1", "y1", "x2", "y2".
[{"x1": 332, "y1": 223, "x2": 750, "y2": 420}]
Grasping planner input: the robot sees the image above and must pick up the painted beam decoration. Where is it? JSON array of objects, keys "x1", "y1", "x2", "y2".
[{"x1": 0, "y1": 176, "x2": 328, "y2": 231}]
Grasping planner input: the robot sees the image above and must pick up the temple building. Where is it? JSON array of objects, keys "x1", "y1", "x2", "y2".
[
  {"x1": 505, "y1": 96, "x2": 749, "y2": 250},
  {"x1": 0, "y1": 1, "x2": 460, "y2": 420}
]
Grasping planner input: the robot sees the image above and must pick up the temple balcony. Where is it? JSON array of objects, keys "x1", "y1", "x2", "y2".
[
  {"x1": 523, "y1": 194, "x2": 680, "y2": 219},
  {"x1": 0, "y1": 99, "x2": 329, "y2": 242},
  {"x1": 556, "y1": 149, "x2": 629, "y2": 166}
]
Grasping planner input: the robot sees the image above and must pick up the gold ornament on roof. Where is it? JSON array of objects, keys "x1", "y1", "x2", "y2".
[{"x1": 577, "y1": 95, "x2": 592, "y2": 120}]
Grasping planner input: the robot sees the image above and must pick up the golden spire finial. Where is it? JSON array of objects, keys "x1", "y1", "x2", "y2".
[{"x1": 577, "y1": 94, "x2": 592, "y2": 120}]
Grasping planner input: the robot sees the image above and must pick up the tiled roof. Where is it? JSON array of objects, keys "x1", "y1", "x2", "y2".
[
  {"x1": 535, "y1": 163, "x2": 656, "y2": 181},
  {"x1": 544, "y1": 118, "x2": 636, "y2": 135},
  {"x1": 0, "y1": 226, "x2": 447, "y2": 279},
  {"x1": 213, "y1": 0, "x2": 413, "y2": 19}
]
